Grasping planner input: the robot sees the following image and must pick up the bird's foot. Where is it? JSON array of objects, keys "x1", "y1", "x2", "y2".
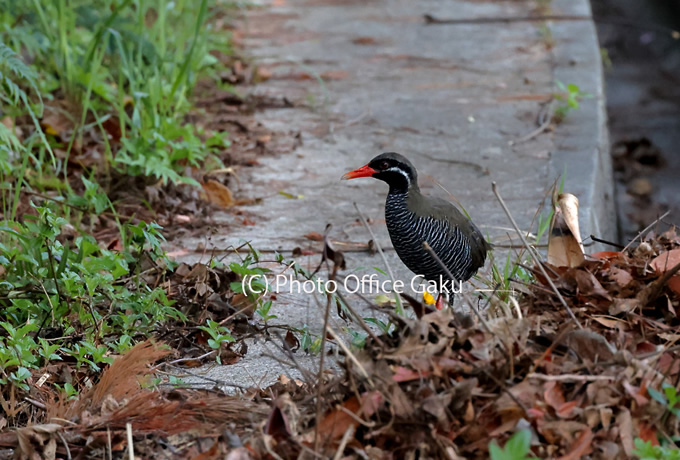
[{"x1": 435, "y1": 293, "x2": 446, "y2": 311}]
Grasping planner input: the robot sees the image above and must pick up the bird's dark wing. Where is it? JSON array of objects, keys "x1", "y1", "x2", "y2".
[{"x1": 416, "y1": 195, "x2": 491, "y2": 271}]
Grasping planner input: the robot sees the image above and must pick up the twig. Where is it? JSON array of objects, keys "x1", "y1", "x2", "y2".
[
  {"x1": 333, "y1": 425, "x2": 356, "y2": 460},
  {"x1": 492, "y1": 182, "x2": 582, "y2": 329},
  {"x1": 126, "y1": 422, "x2": 134, "y2": 460},
  {"x1": 622, "y1": 210, "x2": 671, "y2": 253},
  {"x1": 481, "y1": 368, "x2": 530, "y2": 417},
  {"x1": 152, "y1": 350, "x2": 216, "y2": 369},
  {"x1": 424, "y1": 13, "x2": 590, "y2": 25},
  {"x1": 325, "y1": 325, "x2": 373, "y2": 385},
  {"x1": 420, "y1": 242, "x2": 513, "y2": 362},
  {"x1": 527, "y1": 373, "x2": 615, "y2": 382},
  {"x1": 509, "y1": 100, "x2": 555, "y2": 145},
  {"x1": 314, "y1": 282, "x2": 333, "y2": 453},
  {"x1": 107, "y1": 428, "x2": 113, "y2": 460},
  {"x1": 159, "y1": 366, "x2": 249, "y2": 390},
  {"x1": 23, "y1": 397, "x2": 46, "y2": 410},
  {"x1": 334, "y1": 289, "x2": 385, "y2": 347},
  {"x1": 57, "y1": 431, "x2": 72, "y2": 460},
  {"x1": 269, "y1": 331, "x2": 317, "y2": 386},
  {"x1": 218, "y1": 304, "x2": 256, "y2": 326},
  {"x1": 637, "y1": 261, "x2": 680, "y2": 306},
  {"x1": 588, "y1": 235, "x2": 625, "y2": 249}
]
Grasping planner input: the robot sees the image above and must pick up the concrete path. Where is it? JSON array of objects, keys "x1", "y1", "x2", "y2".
[{"x1": 173, "y1": 0, "x2": 614, "y2": 390}]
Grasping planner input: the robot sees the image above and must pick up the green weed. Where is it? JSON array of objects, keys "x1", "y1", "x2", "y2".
[
  {"x1": 634, "y1": 439, "x2": 680, "y2": 460},
  {"x1": 553, "y1": 81, "x2": 592, "y2": 123},
  {"x1": 0, "y1": 203, "x2": 185, "y2": 390},
  {"x1": 489, "y1": 430, "x2": 537, "y2": 460}
]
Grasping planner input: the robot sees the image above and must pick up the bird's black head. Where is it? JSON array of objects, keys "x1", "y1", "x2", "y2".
[{"x1": 342, "y1": 152, "x2": 417, "y2": 192}]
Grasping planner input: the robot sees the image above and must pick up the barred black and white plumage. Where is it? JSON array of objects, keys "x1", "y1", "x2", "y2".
[{"x1": 343, "y1": 152, "x2": 490, "y2": 290}]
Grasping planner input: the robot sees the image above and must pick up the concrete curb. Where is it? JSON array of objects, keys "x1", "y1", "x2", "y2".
[{"x1": 550, "y1": 0, "x2": 617, "y2": 248}]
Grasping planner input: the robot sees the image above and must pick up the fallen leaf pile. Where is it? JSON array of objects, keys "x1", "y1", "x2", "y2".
[
  {"x1": 245, "y1": 228, "x2": 680, "y2": 458},
  {"x1": 2, "y1": 229, "x2": 680, "y2": 458}
]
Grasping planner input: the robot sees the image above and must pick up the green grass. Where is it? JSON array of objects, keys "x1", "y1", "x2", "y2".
[
  {"x1": 1, "y1": 0, "x2": 230, "y2": 186},
  {"x1": 0, "y1": 0, "x2": 235, "y2": 410}
]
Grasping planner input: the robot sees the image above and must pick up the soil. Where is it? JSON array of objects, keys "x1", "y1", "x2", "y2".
[{"x1": 592, "y1": 0, "x2": 680, "y2": 242}]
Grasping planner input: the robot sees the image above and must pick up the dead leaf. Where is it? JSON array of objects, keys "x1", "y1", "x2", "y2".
[
  {"x1": 591, "y1": 251, "x2": 623, "y2": 260},
  {"x1": 609, "y1": 297, "x2": 639, "y2": 315},
  {"x1": 650, "y1": 249, "x2": 680, "y2": 295},
  {"x1": 548, "y1": 193, "x2": 585, "y2": 268},
  {"x1": 638, "y1": 423, "x2": 659, "y2": 445},
  {"x1": 320, "y1": 70, "x2": 349, "y2": 80},
  {"x1": 556, "y1": 427, "x2": 593, "y2": 460},
  {"x1": 41, "y1": 104, "x2": 74, "y2": 138},
  {"x1": 264, "y1": 405, "x2": 291, "y2": 442},
  {"x1": 573, "y1": 269, "x2": 612, "y2": 300},
  {"x1": 622, "y1": 381, "x2": 649, "y2": 406},
  {"x1": 201, "y1": 179, "x2": 235, "y2": 208},
  {"x1": 617, "y1": 409, "x2": 634, "y2": 456},
  {"x1": 191, "y1": 441, "x2": 220, "y2": 460},
  {"x1": 15, "y1": 423, "x2": 61, "y2": 460},
  {"x1": 609, "y1": 267, "x2": 633, "y2": 287},
  {"x1": 283, "y1": 330, "x2": 299, "y2": 351},
  {"x1": 352, "y1": 36, "x2": 378, "y2": 45},
  {"x1": 669, "y1": 276, "x2": 680, "y2": 296},
  {"x1": 254, "y1": 66, "x2": 273, "y2": 82},
  {"x1": 651, "y1": 249, "x2": 680, "y2": 272},
  {"x1": 562, "y1": 330, "x2": 616, "y2": 361},
  {"x1": 307, "y1": 393, "x2": 383, "y2": 445},
  {"x1": 303, "y1": 232, "x2": 324, "y2": 241},
  {"x1": 225, "y1": 448, "x2": 253, "y2": 460}
]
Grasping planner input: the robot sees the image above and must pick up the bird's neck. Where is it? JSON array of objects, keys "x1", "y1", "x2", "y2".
[
  {"x1": 387, "y1": 183, "x2": 420, "y2": 213},
  {"x1": 388, "y1": 181, "x2": 418, "y2": 197}
]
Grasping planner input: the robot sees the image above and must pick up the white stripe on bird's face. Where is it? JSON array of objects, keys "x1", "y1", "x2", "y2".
[{"x1": 385, "y1": 166, "x2": 411, "y2": 184}]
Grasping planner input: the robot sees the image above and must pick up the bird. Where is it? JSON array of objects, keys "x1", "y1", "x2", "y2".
[{"x1": 342, "y1": 152, "x2": 490, "y2": 306}]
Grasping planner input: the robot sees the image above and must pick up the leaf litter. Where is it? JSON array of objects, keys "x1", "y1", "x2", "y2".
[
  {"x1": 2, "y1": 215, "x2": 680, "y2": 458},
  {"x1": 3, "y1": 16, "x2": 680, "y2": 459}
]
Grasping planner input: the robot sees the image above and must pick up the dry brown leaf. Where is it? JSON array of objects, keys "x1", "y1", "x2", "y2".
[
  {"x1": 650, "y1": 249, "x2": 680, "y2": 295},
  {"x1": 548, "y1": 194, "x2": 585, "y2": 268},
  {"x1": 573, "y1": 269, "x2": 612, "y2": 300},
  {"x1": 669, "y1": 275, "x2": 680, "y2": 296},
  {"x1": 622, "y1": 381, "x2": 649, "y2": 406},
  {"x1": 591, "y1": 315, "x2": 624, "y2": 329},
  {"x1": 48, "y1": 341, "x2": 170, "y2": 421},
  {"x1": 591, "y1": 251, "x2": 623, "y2": 260},
  {"x1": 320, "y1": 70, "x2": 349, "y2": 80},
  {"x1": 225, "y1": 448, "x2": 253, "y2": 460},
  {"x1": 651, "y1": 248, "x2": 680, "y2": 272},
  {"x1": 254, "y1": 66, "x2": 273, "y2": 82},
  {"x1": 609, "y1": 297, "x2": 639, "y2": 315},
  {"x1": 41, "y1": 105, "x2": 74, "y2": 137},
  {"x1": 231, "y1": 293, "x2": 257, "y2": 316},
  {"x1": 191, "y1": 441, "x2": 221, "y2": 460},
  {"x1": 201, "y1": 179, "x2": 235, "y2": 208},
  {"x1": 556, "y1": 427, "x2": 593, "y2": 460},
  {"x1": 617, "y1": 408, "x2": 634, "y2": 456},
  {"x1": 15, "y1": 424, "x2": 61, "y2": 460},
  {"x1": 562, "y1": 330, "x2": 616, "y2": 361},
  {"x1": 306, "y1": 392, "x2": 383, "y2": 445},
  {"x1": 352, "y1": 36, "x2": 378, "y2": 45},
  {"x1": 303, "y1": 232, "x2": 324, "y2": 241},
  {"x1": 609, "y1": 266, "x2": 633, "y2": 287},
  {"x1": 638, "y1": 423, "x2": 659, "y2": 445}
]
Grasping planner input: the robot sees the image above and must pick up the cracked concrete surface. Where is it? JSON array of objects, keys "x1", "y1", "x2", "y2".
[{"x1": 169, "y1": 0, "x2": 615, "y2": 390}]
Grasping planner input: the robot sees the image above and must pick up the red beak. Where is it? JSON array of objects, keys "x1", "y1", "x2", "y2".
[{"x1": 341, "y1": 164, "x2": 377, "y2": 180}]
